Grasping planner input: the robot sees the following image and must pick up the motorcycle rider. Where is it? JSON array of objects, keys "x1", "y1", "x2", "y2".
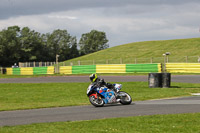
[{"x1": 89, "y1": 73, "x2": 115, "y2": 90}]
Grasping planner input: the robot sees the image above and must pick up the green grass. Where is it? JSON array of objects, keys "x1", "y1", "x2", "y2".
[
  {"x1": 0, "y1": 82, "x2": 200, "y2": 111},
  {"x1": 62, "y1": 38, "x2": 200, "y2": 65},
  {"x1": 1, "y1": 113, "x2": 200, "y2": 132}
]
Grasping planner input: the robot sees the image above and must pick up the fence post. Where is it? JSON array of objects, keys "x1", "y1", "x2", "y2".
[
  {"x1": 166, "y1": 56, "x2": 169, "y2": 63},
  {"x1": 186, "y1": 56, "x2": 188, "y2": 63},
  {"x1": 120, "y1": 58, "x2": 123, "y2": 64},
  {"x1": 19, "y1": 62, "x2": 21, "y2": 67},
  {"x1": 78, "y1": 61, "x2": 80, "y2": 65},
  {"x1": 135, "y1": 58, "x2": 137, "y2": 64},
  {"x1": 198, "y1": 56, "x2": 200, "y2": 63},
  {"x1": 151, "y1": 57, "x2": 153, "y2": 63}
]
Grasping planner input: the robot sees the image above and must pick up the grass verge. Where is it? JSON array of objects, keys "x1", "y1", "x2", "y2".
[
  {"x1": 0, "y1": 113, "x2": 200, "y2": 132},
  {"x1": 0, "y1": 82, "x2": 200, "y2": 111}
]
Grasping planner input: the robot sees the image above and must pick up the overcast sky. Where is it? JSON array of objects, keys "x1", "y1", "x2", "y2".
[{"x1": 0, "y1": 0, "x2": 200, "y2": 47}]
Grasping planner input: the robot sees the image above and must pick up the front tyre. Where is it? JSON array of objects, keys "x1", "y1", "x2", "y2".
[
  {"x1": 89, "y1": 95, "x2": 104, "y2": 107},
  {"x1": 118, "y1": 91, "x2": 132, "y2": 105}
]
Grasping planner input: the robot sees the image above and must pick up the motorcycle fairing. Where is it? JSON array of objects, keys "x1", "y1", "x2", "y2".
[{"x1": 98, "y1": 89, "x2": 116, "y2": 104}]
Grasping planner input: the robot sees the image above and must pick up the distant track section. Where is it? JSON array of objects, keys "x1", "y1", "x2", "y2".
[{"x1": 0, "y1": 75, "x2": 200, "y2": 83}]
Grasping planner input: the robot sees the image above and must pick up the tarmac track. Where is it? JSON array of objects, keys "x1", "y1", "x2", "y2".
[
  {"x1": 0, "y1": 96, "x2": 200, "y2": 127},
  {"x1": 0, "y1": 75, "x2": 200, "y2": 127},
  {"x1": 0, "y1": 75, "x2": 200, "y2": 83}
]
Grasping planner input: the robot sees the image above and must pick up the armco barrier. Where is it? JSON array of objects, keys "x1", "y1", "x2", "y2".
[
  {"x1": 60, "y1": 65, "x2": 96, "y2": 74},
  {"x1": 6, "y1": 64, "x2": 162, "y2": 75},
  {"x1": 166, "y1": 63, "x2": 200, "y2": 73},
  {"x1": 6, "y1": 68, "x2": 13, "y2": 75},
  {"x1": 60, "y1": 66, "x2": 72, "y2": 74},
  {"x1": 59, "y1": 63, "x2": 161, "y2": 74},
  {"x1": 96, "y1": 64, "x2": 126, "y2": 73},
  {"x1": 72, "y1": 65, "x2": 96, "y2": 74},
  {"x1": 6, "y1": 66, "x2": 54, "y2": 75},
  {"x1": 126, "y1": 64, "x2": 162, "y2": 73}
]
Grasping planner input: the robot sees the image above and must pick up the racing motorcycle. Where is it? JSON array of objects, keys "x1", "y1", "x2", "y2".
[{"x1": 87, "y1": 83, "x2": 132, "y2": 107}]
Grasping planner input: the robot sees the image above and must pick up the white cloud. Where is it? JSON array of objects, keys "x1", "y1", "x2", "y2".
[
  {"x1": 0, "y1": 1, "x2": 200, "y2": 47},
  {"x1": 48, "y1": 15, "x2": 78, "y2": 20}
]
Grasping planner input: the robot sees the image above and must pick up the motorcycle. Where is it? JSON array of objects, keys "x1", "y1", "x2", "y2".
[{"x1": 87, "y1": 83, "x2": 132, "y2": 107}]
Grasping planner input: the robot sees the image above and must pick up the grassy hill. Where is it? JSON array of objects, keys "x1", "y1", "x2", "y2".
[{"x1": 63, "y1": 38, "x2": 200, "y2": 65}]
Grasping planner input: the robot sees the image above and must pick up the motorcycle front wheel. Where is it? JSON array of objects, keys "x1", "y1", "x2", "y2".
[
  {"x1": 89, "y1": 95, "x2": 104, "y2": 107},
  {"x1": 118, "y1": 91, "x2": 132, "y2": 105}
]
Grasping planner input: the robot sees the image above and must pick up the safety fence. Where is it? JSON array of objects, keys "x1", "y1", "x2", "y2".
[
  {"x1": 18, "y1": 56, "x2": 200, "y2": 67},
  {"x1": 166, "y1": 63, "x2": 200, "y2": 73},
  {"x1": 5, "y1": 63, "x2": 200, "y2": 75},
  {"x1": 6, "y1": 66, "x2": 54, "y2": 75},
  {"x1": 60, "y1": 64, "x2": 162, "y2": 74},
  {"x1": 18, "y1": 62, "x2": 56, "y2": 67}
]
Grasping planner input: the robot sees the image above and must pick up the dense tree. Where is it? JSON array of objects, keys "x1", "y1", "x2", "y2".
[
  {"x1": 19, "y1": 27, "x2": 45, "y2": 62},
  {"x1": 46, "y1": 29, "x2": 79, "y2": 62},
  {"x1": 79, "y1": 30, "x2": 109, "y2": 55},
  {"x1": 0, "y1": 26, "x2": 108, "y2": 67},
  {"x1": 0, "y1": 26, "x2": 21, "y2": 67}
]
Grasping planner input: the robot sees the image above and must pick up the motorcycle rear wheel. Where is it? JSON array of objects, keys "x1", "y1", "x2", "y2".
[
  {"x1": 118, "y1": 91, "x2": 132, "y2": 105},
  {"x1": 89, "y1": 95, "x2": 104, "y2": 107}
]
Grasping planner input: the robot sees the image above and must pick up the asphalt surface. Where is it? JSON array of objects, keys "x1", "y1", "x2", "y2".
[
  {"x1": 0, "y1": 75, "x2": 200, "y2": 83},
  {"x1": 1, "y1": 96, "x2": 200, "y2": 127}
]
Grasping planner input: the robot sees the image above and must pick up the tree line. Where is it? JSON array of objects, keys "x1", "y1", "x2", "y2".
[{"x1": 0, "y1": 26, "x2": 109, "y2": 67}]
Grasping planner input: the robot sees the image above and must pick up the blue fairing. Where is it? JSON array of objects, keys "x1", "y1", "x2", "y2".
[{"x1": 98, "y1": 88, "x2": 115, "y2": 104}]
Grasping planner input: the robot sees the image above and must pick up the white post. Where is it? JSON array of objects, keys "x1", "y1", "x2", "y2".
[{"x1": 186, "y1": 56, "x2": 188, "y2": 63}]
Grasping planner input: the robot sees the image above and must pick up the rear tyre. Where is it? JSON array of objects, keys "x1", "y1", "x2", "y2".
[
  {"x1": 118, "y1": 91, "x2": 132, "y2": 105},
  {"x1": 89, "y1": 95, "x2": 104, "y2": 107}
]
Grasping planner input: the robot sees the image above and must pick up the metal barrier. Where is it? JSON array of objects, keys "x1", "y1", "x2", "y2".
[
  {"x1": 60, "y1": 63, "x2": 161, "y2": 74},
  {"x1": 166, "y1": 63, "x2": 200, "y2": 73},
  {"x1": 6, "y1": 66, "x2": 55, "y2": 75}
]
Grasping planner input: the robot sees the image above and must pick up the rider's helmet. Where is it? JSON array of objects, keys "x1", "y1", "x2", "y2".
[{"x1": 89, "y1": 73, "x2": 98, "y2": 82}]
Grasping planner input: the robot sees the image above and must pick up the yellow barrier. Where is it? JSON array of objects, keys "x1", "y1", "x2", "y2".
[
  {"x1": 60, "y1": 66, "x2": 72, "y2": 74},
  {"x1": 21, "y1": 68, "x2": 33, "y2": 75},
  {"x1": 158, "y1": 63, "x2": 162, "y2": 73},
  {"x1": 96, "y1": 64, "x2": 126, "y2": 73},
  {"x1": 166, "y1": 63, "x2": 200, "y2": 73},
  {"x1": 47, "y1": 66, "x2": 55, "y2": 74},
  {"x1": 6, "y1": 68, "x2": 13, "y2": 75}
]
